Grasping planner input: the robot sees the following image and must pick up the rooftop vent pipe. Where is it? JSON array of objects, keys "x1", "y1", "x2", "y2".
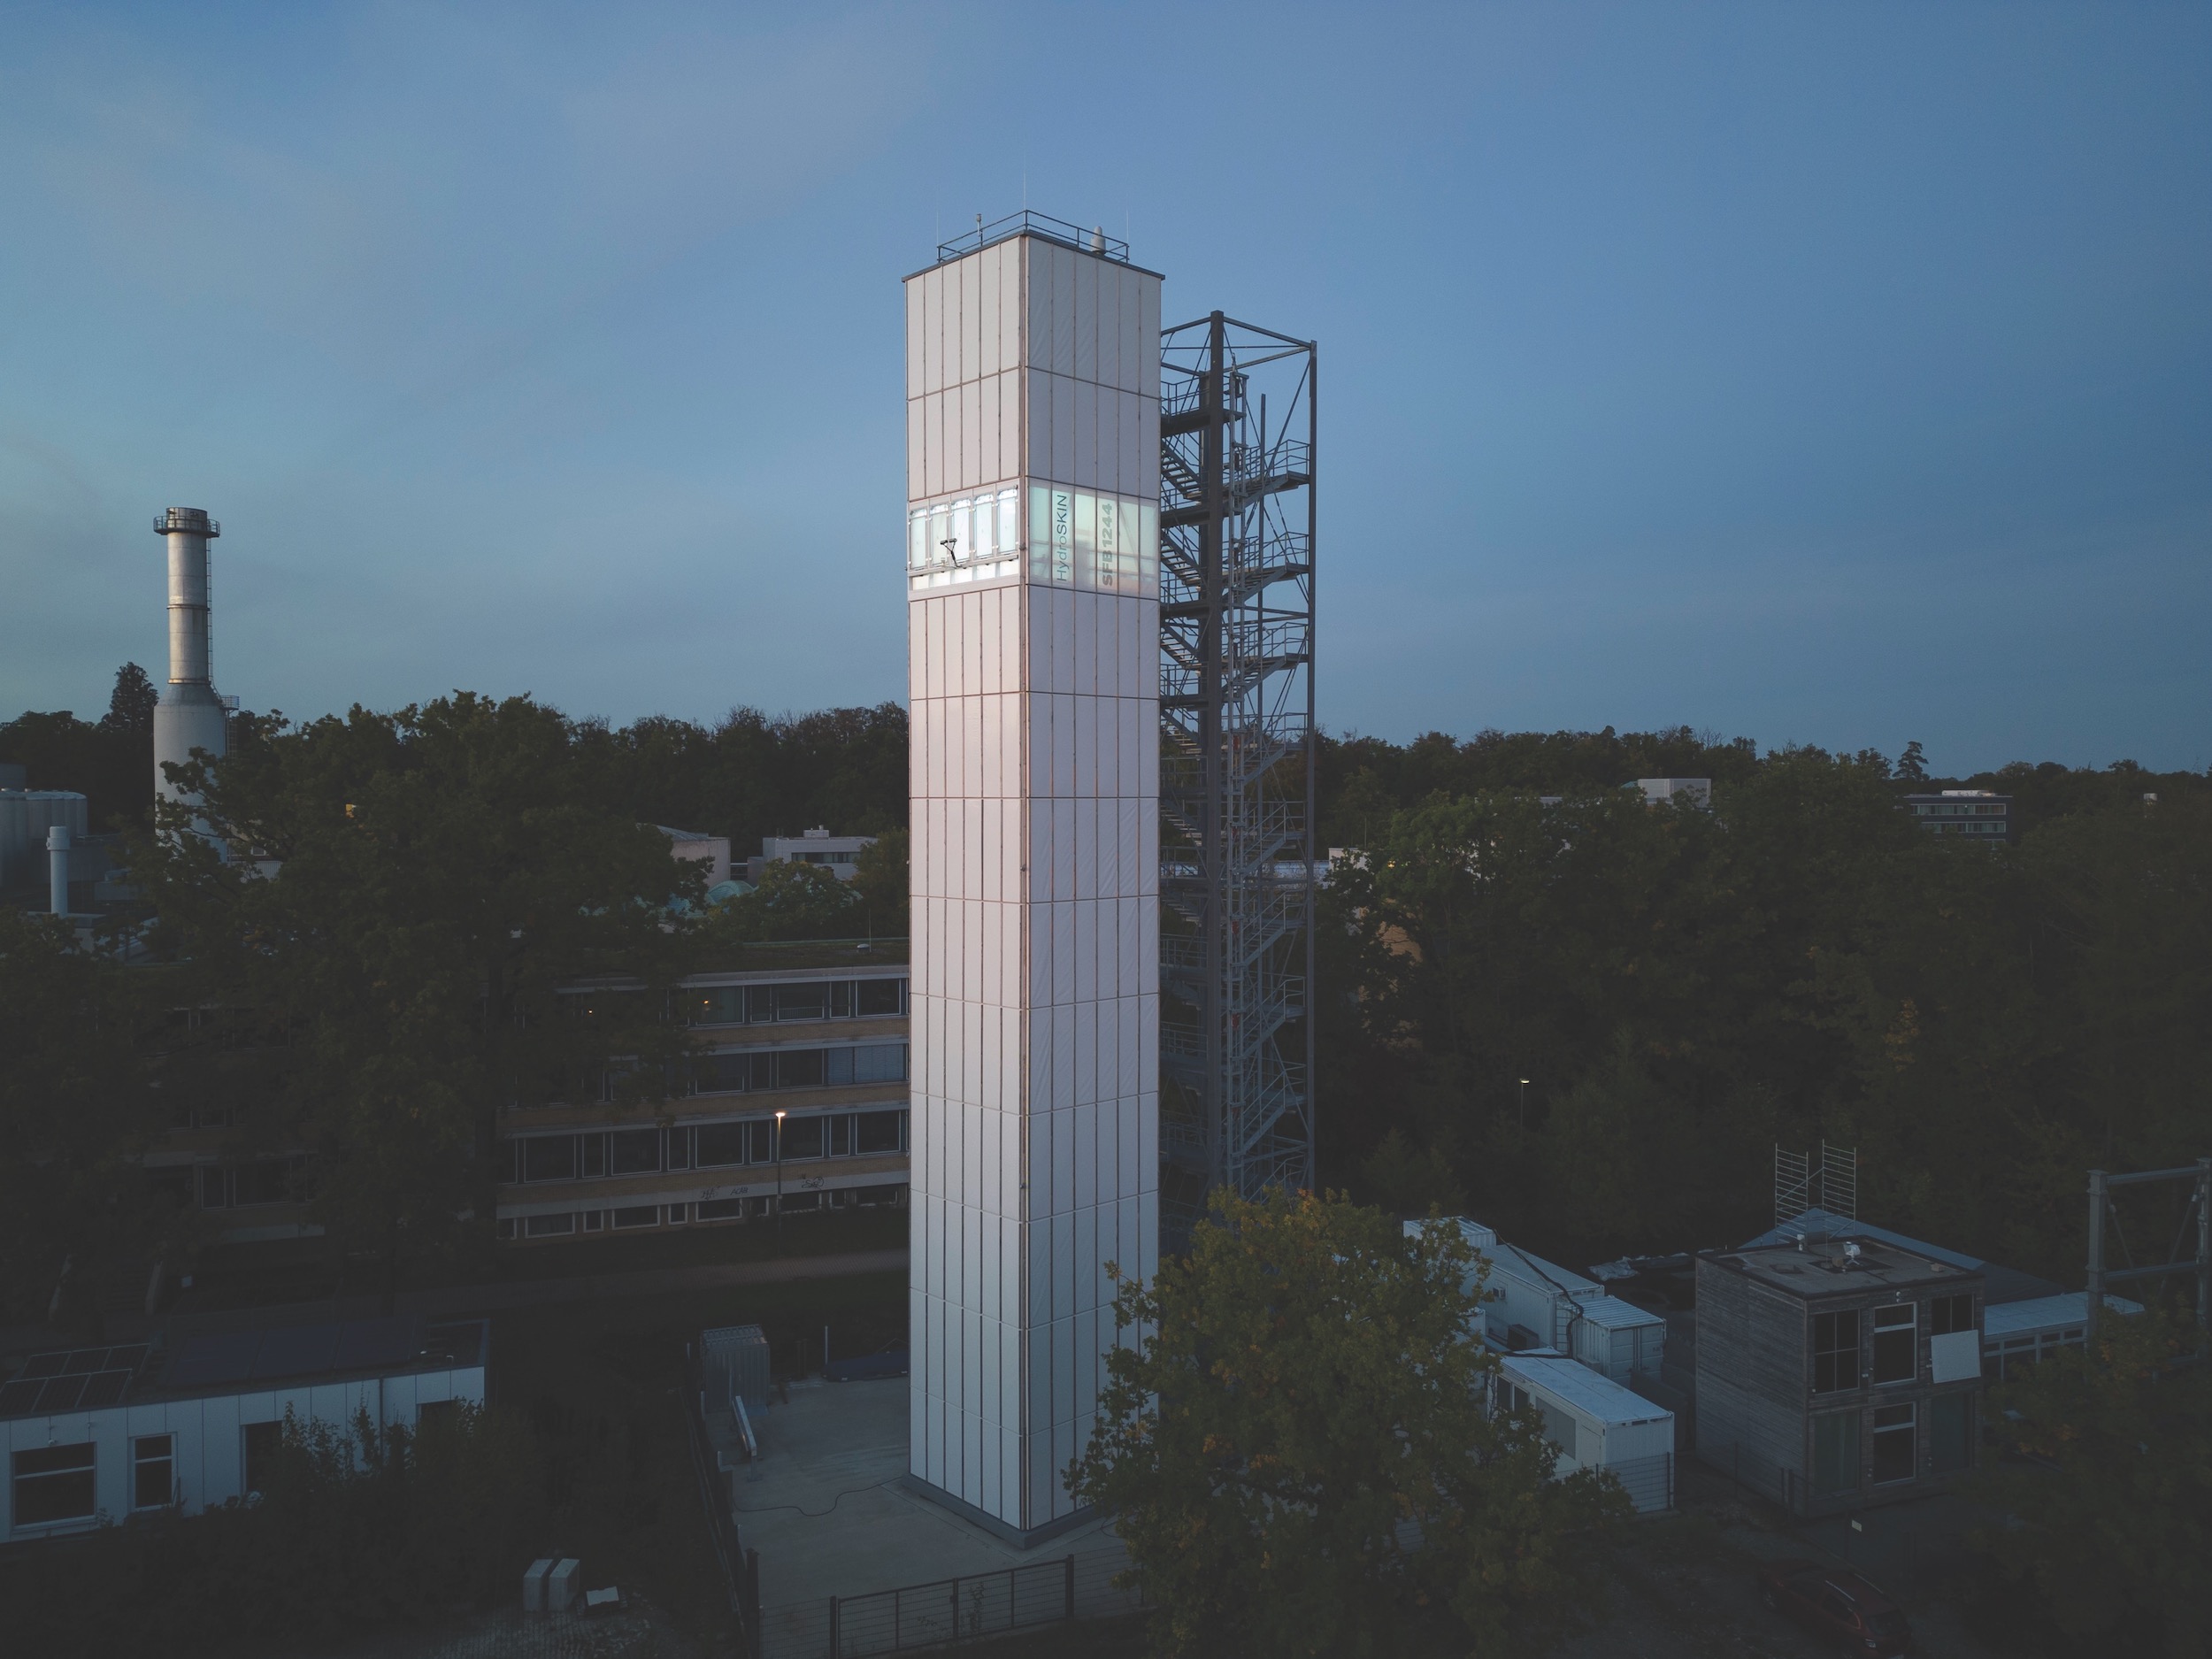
[{"x1": 47, "y1": 822, "x2": 70, "y2": 917}]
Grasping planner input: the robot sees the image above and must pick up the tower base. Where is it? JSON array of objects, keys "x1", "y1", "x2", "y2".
[{"x1": 898, "y1": 1475, "x2": 1099, "y2": 1551}]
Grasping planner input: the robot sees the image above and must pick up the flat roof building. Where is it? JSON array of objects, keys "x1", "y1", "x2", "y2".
[
  {"x1": 3, "y1": 1316, "x2": 486, "y2": 1540},
  {"x1": 747, "y1": 826, "x2": 877, "y2": 885},
  {"x1": 1903, "y1": 789, "x2": 2012, "y2": 844},
  {"x1": 1696, "y1": 1236, "x2": 1983, "y2": 1517}
]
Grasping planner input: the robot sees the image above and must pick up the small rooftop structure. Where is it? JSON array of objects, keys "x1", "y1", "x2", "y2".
[
  {"x1": 658, "y1": 826, "x2": 733, "y2": 887},
  {"x1": 1741, "y1": 1207, "x2": 2061, "y2": 1305},
  {"x1": 749, "y1": 826, "x2": 877, "y2": 885},
  {"x1": 1633, "y1": 778, "x2": 1711, "y2": 809},
  {"x1": 1406, "y1": 1217, "x2": 1667, "y2": 1386}
]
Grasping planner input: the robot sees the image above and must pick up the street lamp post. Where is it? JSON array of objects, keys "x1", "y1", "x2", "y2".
[
  {"x1": 774, "y1": 1110, "x2": 787, "y2": 1254},
  {"x1": 1518, "y1": 1078, "x2": 1530, "y2": 1135}
]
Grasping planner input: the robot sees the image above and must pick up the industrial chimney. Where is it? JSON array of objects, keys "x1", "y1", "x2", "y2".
[{"x1": 152, "y1": 507, "x2": 228, "y2": 845}]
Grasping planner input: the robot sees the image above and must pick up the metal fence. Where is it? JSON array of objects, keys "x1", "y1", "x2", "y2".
[{"x1": 761, "y1": 1546, "x2": 1142, "y2": 1659}]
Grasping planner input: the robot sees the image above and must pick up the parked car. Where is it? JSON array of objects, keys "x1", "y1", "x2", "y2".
[{"x1": 1755, "y1": 1558, "x2": 1912, "y2": 1655}]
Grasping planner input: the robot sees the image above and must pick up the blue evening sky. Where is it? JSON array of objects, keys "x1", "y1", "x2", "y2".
[{"x1": 2, "y1": 3, "x2": 2206, "y2": 773}]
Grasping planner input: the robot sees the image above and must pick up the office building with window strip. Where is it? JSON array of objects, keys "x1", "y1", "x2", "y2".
[{"x1": 495, "y1": 942, "x2": 912, "y2": 1242}]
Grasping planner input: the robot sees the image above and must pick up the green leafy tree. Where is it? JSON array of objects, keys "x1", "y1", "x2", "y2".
[
  {"x1": 0, "y1": 909, "x2": 188, "y2": 1323},
  {"x1": 129, "y1": 694, "x2": 698, "y2": 1302},
  {"x1": 0, "y1": 1399, "x2": 544, "y2": 1655},
  {"x1": 701, "y1": 856, "x2": 863, "y2": 943},
  {"x1": 1317, "y1": 739, "x2": 2211, "y2": 1279},
  {"x1": 103, "y1": 661, "x2": 160, "y2": 735},
  {"x1": 852, "y1": 826, "x2": 910, "y2": 938},
  {"x1": 1970, "y1": 1310, "x2": 2212, "y2": 1656},
  {"x1": 0, "y1": 662, "x2": 163, "y2": 826},
  {"x1": 1071, "y1": 1188, "x2": 1629, "y2": 1659}
]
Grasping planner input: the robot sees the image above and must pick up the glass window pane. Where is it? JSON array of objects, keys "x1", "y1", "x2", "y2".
[
  {"x1": 1096, "y1": 495, "x2": 1119, "y2": 588},
  {"x1": 777, "y1": 983, "x2": 828, "y2": 1021},
  {"x1": 1870, "y1": 1403, "x2": 1916, "y2": 1484},
  {"x1": 12, "y1": 1443, "x2": 97, "y2": 1525},
  {"x1": 745, "y1": 1120, "x2": 776, "y2": 1164},
  {"x1": 856, "y1": 1110, "x2": 903, "y2": 1154},
  {"x1": 857, "y1": 979, "x2": 902, "y2": 1016},
  {"x1": 1812, "y1": 1411, "x2": 1859, "y2": 1494},
  {"x1": 1813, "y1": 1310, "x2": 1860, "y2": 1393},
  {"x1": 1930, "y1": 1392, "x2": 1974, "y2": 1473},
  {"x1": 1871, "y1": 1317, "x2": 1916, "y2": 1385},
  {"x1": 521, "y1": 1136, "x2": 576, "y2": 1183},
  {"x1": 854, "y1": 1042, "x2": 908, "y2": 1083},
  {"x1": 780, "y1": 1116, "x2": 826, "y2": 1160},
  {"x1": 826, "y1": 1048, "x2": 855, "y2": 1086},
  {"x1": 242, "y1": 1421, "x2": 282, "y2": 1496},
  {"x1": 133, "y1": 1435, "x2": 173, "y2": 1509},
  {"x1": 608, "y1": 1129, "x2": 659, "y2": 1175},
  {"x1": 776, "y1": 1049, "x2": 826, "y2": 1089},
  {"x1": 696, "y1": 1123, "x2": 745, "y2": 1168},
  {"x1": 1051, "y1": 489, "x2": 1073, "y2": 584}
]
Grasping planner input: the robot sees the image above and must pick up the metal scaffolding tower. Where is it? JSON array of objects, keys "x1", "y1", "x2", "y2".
[{"x1": 1156, "y1": 311, "x2": 1317, "y2": 1240}]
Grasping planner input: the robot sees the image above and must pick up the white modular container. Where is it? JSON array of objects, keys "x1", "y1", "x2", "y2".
[
  {"x1": 1482, "y1": 1242, "x2": 1607, "y2": 1350},
  {"x1": 1494, "y1": 1351, "x2": 1676, "y2": 1514},
  {"x1": 1568, "y1": 1294, "x2": 1668, "y2": 1385}
]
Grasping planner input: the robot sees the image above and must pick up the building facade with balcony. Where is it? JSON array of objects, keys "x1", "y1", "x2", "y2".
[{"x1": 495, "y1": 941, "x2": 910, "y2": 1242}]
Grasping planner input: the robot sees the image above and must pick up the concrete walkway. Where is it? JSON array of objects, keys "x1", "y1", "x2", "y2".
[{"x1": 100, "y1": 1249, "x2": 909, "y2": 1343}]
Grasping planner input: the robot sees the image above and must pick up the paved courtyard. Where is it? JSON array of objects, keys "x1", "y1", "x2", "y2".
[{"x1": 718, "y1": 1378, "x2": 1128, "y2": 1613}]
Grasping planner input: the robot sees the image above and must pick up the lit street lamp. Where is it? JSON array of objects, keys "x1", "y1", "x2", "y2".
[
  {"x1": 774, "y1": 1110, "x2": 787, "y2": 1253},
  {"x1": 1518, "y1": 1078, "x2": 1530, "y2": 1135}
]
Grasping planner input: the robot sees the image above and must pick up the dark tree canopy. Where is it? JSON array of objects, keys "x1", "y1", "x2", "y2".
[
  {"x1": 1071, "y1": 1189, "x2": 1627, "y2": 1659},
  {"x1": 0, "y1": 662, "x2": 162, "y2": 828},
  {"x1": 126, "y1": 694, "x2": 705, "y2": 1302},
  {"x1": 103, "y1": 661, "x2": 160, "y2": 736},
  {"x1": 1316, "y1": 739, "x2": 2212, "y2": 1278}
]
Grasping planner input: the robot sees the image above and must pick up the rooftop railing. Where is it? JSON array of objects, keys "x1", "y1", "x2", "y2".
[{"x1": 935, "y1": 210, "x2": 1129, "y2": 265}]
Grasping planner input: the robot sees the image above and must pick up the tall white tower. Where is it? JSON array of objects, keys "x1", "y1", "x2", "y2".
[
  {"x1": 152, "y1": 507, "x2": 227, "y2": 836},
  {"x1": 905, "y1": 218, "x2": 1162, "y2": 1541}
]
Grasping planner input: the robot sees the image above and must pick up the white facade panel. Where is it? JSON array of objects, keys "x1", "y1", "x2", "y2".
[{"x1": 909, "y1": 232, "x2": 1158, "y2": 1537}]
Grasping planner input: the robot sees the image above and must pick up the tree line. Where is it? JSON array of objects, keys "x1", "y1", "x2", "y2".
[
  {"x1": 1, "y1": 691, "x2": 906, "y2": 1325},
  {"x1": 1319, "y1": 728, "x2": 2209, "y2": 1282},
  {"x1": 4, "y1": 689, "x2": 2204, "y2": 1307}
]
